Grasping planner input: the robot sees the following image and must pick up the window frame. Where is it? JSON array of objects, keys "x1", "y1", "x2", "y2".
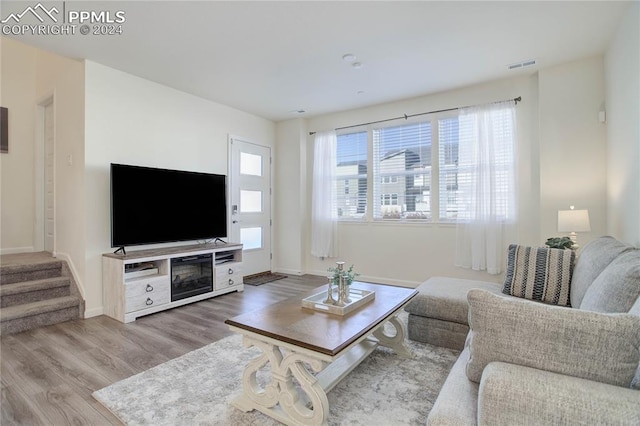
[
  {"x1": 371, "y1": 118, "x2": 434, "y2": 222},
  {"x1": 332, "y1": 109, "x2": 513, "y2": 225},
  {"x1": 334, "y1": 129, "x2": 369, "y2": 221}
]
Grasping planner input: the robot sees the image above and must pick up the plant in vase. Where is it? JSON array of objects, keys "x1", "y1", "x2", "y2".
[
  {"x1": 327, "y1": 263, "x2": 360, "y2": 287},
  {"x1": 545, "y1": 236, "x2": 575, "y2": 250},
  {"x1": 327, "y1": 262, "x2": 360, "y2": 306}
]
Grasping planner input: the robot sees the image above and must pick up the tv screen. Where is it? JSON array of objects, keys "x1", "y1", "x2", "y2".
[{"x1": 110, "y1": 163, "x2": 227, "y2": 248}]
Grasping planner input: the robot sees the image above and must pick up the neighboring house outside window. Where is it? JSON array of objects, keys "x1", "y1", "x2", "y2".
[
  {"x1": 373, "y1": 121, "x2": 432, "y2": 220},
  {"x1": 335, "y1": 131, "x2": 367, "y2": 219}
]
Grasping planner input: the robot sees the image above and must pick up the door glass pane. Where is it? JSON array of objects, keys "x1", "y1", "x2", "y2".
[
  {"x1": 240, "y1": 190, "x2": 262, "y2": 213},
  {"x1": 241, "y1": 227, "x2": 262, "y2": 250},
  {"x1": 240, "y1": 152, "x2": 262, "y2": 176}
]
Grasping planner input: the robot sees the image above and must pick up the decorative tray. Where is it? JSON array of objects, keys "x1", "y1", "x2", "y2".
[{"x1": 301, "y1": 287, "x2": 375, "y2": 316}]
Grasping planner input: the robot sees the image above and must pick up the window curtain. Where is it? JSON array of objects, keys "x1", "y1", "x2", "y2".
[
  {"x1": 311, "y1": 130, "x2": 338, "y2": 258},
  {"x1": 454, "y1": 101, "x2": 517, "y2": 275}
]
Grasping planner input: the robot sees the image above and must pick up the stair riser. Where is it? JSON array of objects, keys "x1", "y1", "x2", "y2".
[
  {"x1": 0, "y1": 268, "x2": 62, "y2": 285},
  {"x1": 1, "y1": 286, "x2": 71, "y2": 308},
  {"x1": 0, "y1": 306, "x2": 79, "y2": 335}
]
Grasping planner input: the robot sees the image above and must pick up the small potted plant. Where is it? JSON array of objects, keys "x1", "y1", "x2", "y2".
[
  {"x1": 545, "y1": 236, "x2": 575, "y2": 250},
  {"x1": 327, "y1": 263, "x2": 360, "y2": 286}
]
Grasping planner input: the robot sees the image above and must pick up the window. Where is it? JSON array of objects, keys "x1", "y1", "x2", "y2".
[
  {"x1": 381, "y1": 193, "x2": 399, "y2": 205},
  {"x1": 335, "y1": 131, "x2": 367, "y2": 219},
  {"x1": 454, "y1": 106, "x2": 516, "y2": 223},
  {"x1": 373, "y1": 122, "x2": 432, "y2": 220},
  {"x1": 438, "y1": 117, "x2": 459, "y2": 220},
  {"x1": 330, "y1": 105, "x2": 515, "y2": 225}
]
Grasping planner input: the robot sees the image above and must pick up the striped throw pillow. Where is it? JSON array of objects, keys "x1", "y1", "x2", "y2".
[{"x1": 502, "y1": 244, "x2": 575, "y2": 306}]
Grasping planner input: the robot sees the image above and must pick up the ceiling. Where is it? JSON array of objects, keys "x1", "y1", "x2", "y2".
[{"x1": 2, "y1": 1, "x2": 631, "y2": 121}]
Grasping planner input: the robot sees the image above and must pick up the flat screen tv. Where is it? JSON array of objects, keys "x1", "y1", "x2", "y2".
[{"x1": 110, "y1": 163, "x2": 227, "y2": 249}]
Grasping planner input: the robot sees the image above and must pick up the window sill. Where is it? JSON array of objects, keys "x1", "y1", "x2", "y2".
[{"x1": 336, "y1": 219, "x2": 457, "y2": 228}]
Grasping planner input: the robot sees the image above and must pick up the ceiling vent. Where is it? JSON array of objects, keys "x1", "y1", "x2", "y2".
[{"x1": 508, "y1": 59, "x2": 537, "y2": 70}]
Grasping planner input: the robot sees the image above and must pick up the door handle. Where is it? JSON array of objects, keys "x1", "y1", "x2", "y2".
[{"x1": 232, "y1": 220, "x2": 238, "y2": 224}]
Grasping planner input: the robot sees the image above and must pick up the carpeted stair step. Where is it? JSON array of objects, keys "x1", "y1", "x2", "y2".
[
  {"x1": 0, "y1": 295, "x2": 81, "y2": 335},
  {"x1": 0, "y1": 261, "x2": 63, "y2": 285},
  {"x1": 0, "y1": 276, "x2": 71, "y2": 308}
]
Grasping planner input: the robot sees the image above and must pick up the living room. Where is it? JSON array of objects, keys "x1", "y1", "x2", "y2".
[
  {"x1": 1, "y1": 1, "x2": 639, "y2": 424},
  {"x1": 2, "y1": 1, "x2": 637, "y2": 318}
]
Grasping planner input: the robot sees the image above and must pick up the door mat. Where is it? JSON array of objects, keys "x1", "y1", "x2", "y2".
[{"x1": 243, "y1": 272, "x2": 288, "y2": 286}]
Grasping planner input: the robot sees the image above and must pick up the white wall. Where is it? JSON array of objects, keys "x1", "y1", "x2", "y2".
[
  {"x1": 35, "y1": 48, "x2": 86, "y2": 292},
  {"x1": 605, "y1": 1, "x2": 640, "y2": 246},
  {"x1": 538, "y1": 56, "x2": 607, "y2": 247},
  {"x1": 84, "y1": 61, "x2": 275, "y2": 316},
  {"x1": 1, "y1": 38, "x2": 85, "y2": 294},
  {"x1": 291, "y1": 74, "x2": 542, "y2": 287},
  {"x1": 1, "y1": 38, "x2": 37, "y2": 253},
  {"x1": 274, "y1": 118, "x2": 308, "y2": 275},
  {"x1": 275, "y1": 59, "x2": 609, "y2": 287}
]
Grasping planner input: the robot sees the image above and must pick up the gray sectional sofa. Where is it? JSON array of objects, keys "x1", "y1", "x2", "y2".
[{"x1": 405, "y1": 236, "x2": 640, "y2": 425}]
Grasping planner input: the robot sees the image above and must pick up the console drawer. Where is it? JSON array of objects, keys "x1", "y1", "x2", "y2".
[
  {"x1": 215, "y1": 262, "x2": 243, "y2": 289},
  {"x1": 125, "y1": 275, "x2": 170, "y2": 312}
]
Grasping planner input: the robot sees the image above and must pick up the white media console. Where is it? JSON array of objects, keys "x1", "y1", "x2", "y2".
[{"x1": 102, "y1": 242, "x2": 243, "y2": 323}]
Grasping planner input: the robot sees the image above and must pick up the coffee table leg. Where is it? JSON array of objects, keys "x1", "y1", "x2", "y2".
[
  {"x1": 372, "y1": 313, "x2": 413, "y2": 358},
  {"x1": 232, "y1": 336, "x2": 330, "y2": 426}
]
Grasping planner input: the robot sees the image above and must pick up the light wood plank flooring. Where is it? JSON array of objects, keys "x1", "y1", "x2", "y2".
[{"x1": 1, "y1": 275, "x2": 326, "y2": 425}]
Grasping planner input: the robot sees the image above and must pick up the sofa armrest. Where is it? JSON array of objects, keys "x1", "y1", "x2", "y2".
[{"x1": 478, "y1": 362, "x2": 640, "y2": 426}]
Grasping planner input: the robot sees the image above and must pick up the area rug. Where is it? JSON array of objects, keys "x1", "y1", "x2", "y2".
[
  {"x1": 243, "y1": 271, "x2": 288, "y2": 286},
  {"x1": 93, "y1": 315, "x2": 459, "y2": 425}
]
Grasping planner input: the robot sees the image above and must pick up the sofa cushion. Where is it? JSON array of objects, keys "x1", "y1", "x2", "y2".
[
  {"x1": 407, "y1": 314, "x2": 469, "y2": 351},
  {"x1": 630, "y1": 295, "x2": 640, "y2": 317},
  {"x1": 631, "y1": 296, "x2": 640, "y2": 390},
  {"x1": 579, "y1": 250, "x2": 640, "y2": 313},
  {"x1": 502, "y1": 244, "x2": 574, "y2": 306},
  {"x1": 426, "y1": 347, "x2": 479, "y2": 426},
  {"x1": 570, "y1": 236, "x2": 633, "y2": 307},
  {"x1": 405, "y1": 277, "x2": 502, "y2": 325},
  {"x1": 478, "y1": 362, "x2": 640, "y2": 426},
  {"x1": 465, "y1": 289, "x2": 640, "y2": 387}
]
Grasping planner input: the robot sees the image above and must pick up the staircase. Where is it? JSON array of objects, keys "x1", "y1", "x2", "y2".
[{"x1": 0, "y1": 252, "x2": 84, "y2": 335}]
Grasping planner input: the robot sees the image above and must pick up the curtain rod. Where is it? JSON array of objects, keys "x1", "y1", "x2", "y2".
[{"x1": 308, "y1": 96, "x2": 521, "y2": 136}]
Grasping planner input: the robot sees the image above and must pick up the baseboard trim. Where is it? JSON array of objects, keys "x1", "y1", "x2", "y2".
[
  {"x1": 84, "y1": 306, "x2": 104, "y2": 318},
  {"x1": 0, "y1": 246, "x2": 35, "y2": 255},
  {"x1": 54, "y1": 252, "x2": 86, "y2": 299},
  {"x1": 273, "y1": 268, "x2": 304, "y2": 276}
]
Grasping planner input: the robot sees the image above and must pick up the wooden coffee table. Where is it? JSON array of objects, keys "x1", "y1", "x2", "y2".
[{"x1": 225, "y1": 281, "x2": 417, "y2": 426}]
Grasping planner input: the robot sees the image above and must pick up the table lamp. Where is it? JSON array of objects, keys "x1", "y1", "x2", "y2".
[{"x1": 557, "y1": 206, "x2": 591, "y2": 248}]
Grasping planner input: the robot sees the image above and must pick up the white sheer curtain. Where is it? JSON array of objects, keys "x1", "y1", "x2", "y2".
[
  {"x1": 311, "y1": 130, "x2": 339, "y2": 258},
  {"x1": 455, "y1": 101, "x2": 517, "y2": 274}
]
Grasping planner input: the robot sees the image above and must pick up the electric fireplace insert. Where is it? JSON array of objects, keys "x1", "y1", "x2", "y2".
[{"x1": 171, "y1": 254, "x2": 213, "y2": 301}]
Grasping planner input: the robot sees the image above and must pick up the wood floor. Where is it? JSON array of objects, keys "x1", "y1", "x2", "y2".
[{"x1": 1, "y1": 275, "x2": 326, "y2": 425}]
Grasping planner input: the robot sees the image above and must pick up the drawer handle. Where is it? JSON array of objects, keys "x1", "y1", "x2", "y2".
[
  {"x1": 228, "y1": 279, "x2": 234, "y2": 286},
  {"x1": 146, "y1": 298, "x2": 153, "y2": 306},
  {"x1": 228, "y1": 268, "x2": 234, "y2": 275},
  {"x1": 146, "y1": 284, "x2": 154, "y2": 292}
]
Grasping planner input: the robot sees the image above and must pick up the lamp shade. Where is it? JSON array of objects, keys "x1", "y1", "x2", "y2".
[{"x1": 558, "y1": 209, "x2": 591, "y2": 232}]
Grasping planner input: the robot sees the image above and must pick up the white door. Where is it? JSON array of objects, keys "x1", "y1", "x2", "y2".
[
  {"x1": 229, "y1": 137, "x2": 272, "y2": 276},
  {"x1": 44, "y1": 101, "x2": 55, "y2": 253}
]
